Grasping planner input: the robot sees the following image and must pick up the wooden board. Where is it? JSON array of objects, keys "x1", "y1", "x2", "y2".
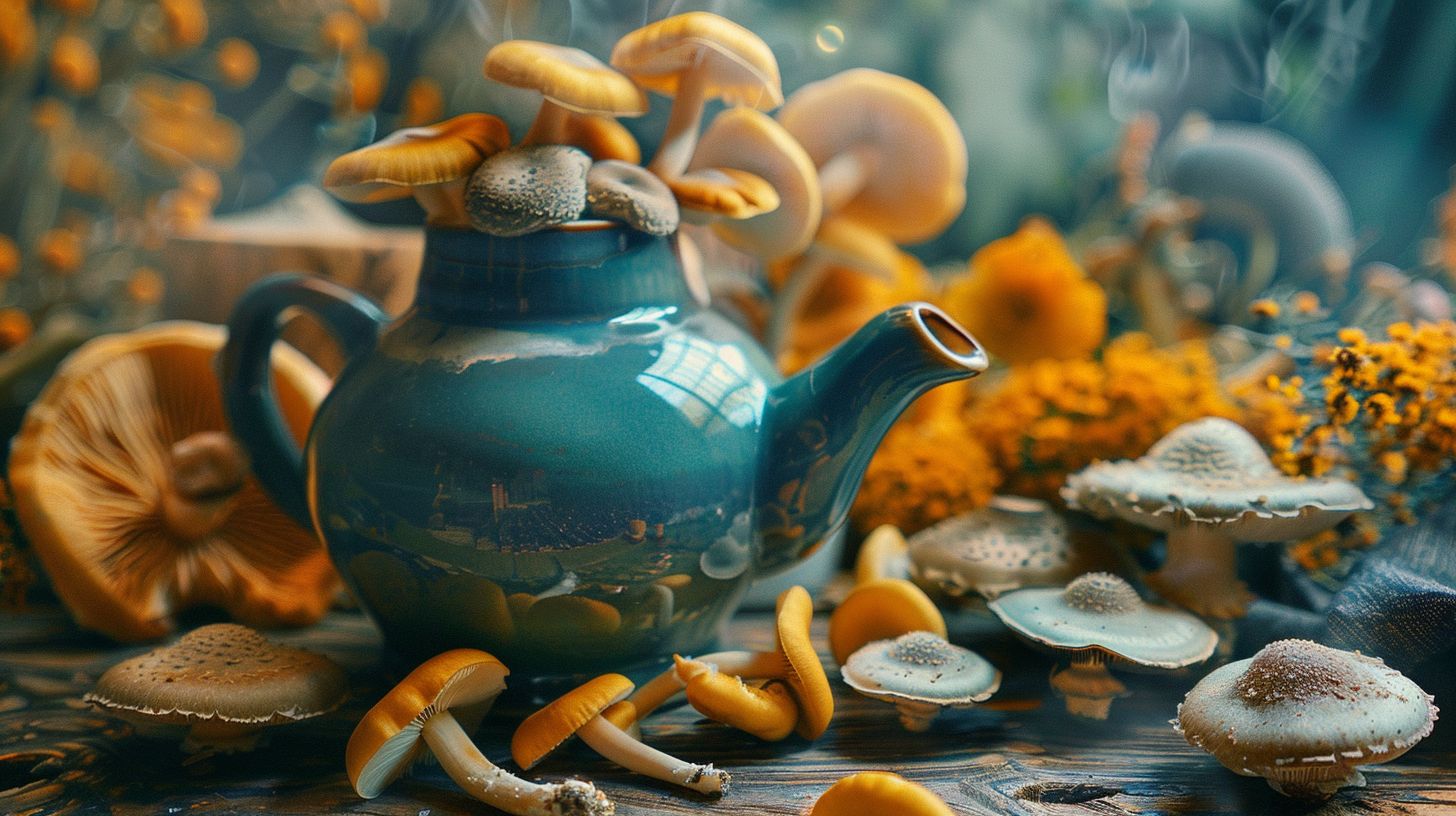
[{"x1": 1, "y1": 607, "x2": 1452, "y2": 816}]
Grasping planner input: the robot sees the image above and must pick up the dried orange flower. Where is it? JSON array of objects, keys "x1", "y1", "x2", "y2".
[
  {"x1": 160, "y1": 0, "x2": 208, "y2": 52},
  {"x1": 0, "y1": 235, "x2": 19, "y2": 281},
  {"x1": 50, "y1": 34, "x2": 100, "y2": 96},
  {"x1": 320, "y1": 10, "x2": 367, "y2": 54},
  {"x1": 852, "y1": 416, "x2": 1001, "y2": 535},
  {"x1": 339, "y1": 47, "x2": 388, "y2": 115},
  {"x1": 38, "y1": 228, "x2": 84, "y2": 275},
  {"x1": 401, "y1": 77, "x2": 446, "y2": 128},
  {"x1": 968, "y1": 332, "x2": 1238, "y2": 501},
  {"x1": 1249, "y1": 299, "x2": 1281, "y2": 318},
  {"x1": 127, "y1": 267, "x2": 165, "y2": 306},
  {"x1": 216, "y1": 38, "x2": 260, "y2": 89},
  {"x1": 0, "y1": 4, "x2": 36, "y2": 67},
  {"x1": 0, "y1": 308, "x2": 34, "y2": 350},
  {"x1": 941, "y1": 219, "x2": 1107, "y2": 366}
]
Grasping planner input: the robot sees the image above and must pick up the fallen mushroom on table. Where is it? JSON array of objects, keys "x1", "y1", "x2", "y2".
[
  {"x1": 348, "y1": 648, "x2": 614, "y2": 815},
  {"x1": 1176, "y1": 639, "x2": 1438, "y2": 799},
  {"x1": 840, "y1": 631, "x2": 1000, "y2": 732},
  {"x1": 85, "y1": 623, "x2": 347, "y2": 755},
  {"x1": 1063, "y1": 417, "x2": 1372, "y2": 619},
  {"x1": 810, "y1": 771, "x2": 953, "y2": 816},
  {"x1": 828, "y1": 577, "x2": 947, "y2": 666},
  {"x1": 988, "y1": 572, "x2": 1218, "y2": 719}
]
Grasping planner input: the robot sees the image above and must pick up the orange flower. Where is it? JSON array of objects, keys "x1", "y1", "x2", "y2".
[
  {"x1": 852, "y1": 416, "x2": 1000, "y2": 535},
  {"x1": 941, "y1": 219, "x2": 1106, "y2": 365}
]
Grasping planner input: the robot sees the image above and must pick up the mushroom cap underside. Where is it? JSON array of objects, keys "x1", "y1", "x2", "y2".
[
  {"x1": 610, "y1": 12, "x2": 782, "y2": 108},
  {"x1": 485, "y1": 40, "x2": 647, "y2": 116}
]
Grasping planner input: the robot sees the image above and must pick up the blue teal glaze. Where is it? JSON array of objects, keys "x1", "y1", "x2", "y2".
[{"x1": 221, "y1": 226, "x2": 986, "y2": 670}]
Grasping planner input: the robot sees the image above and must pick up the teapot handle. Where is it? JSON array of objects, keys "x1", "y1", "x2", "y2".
[{"x1": 219, "y1": 275, "x2": 389, "y2": 526}]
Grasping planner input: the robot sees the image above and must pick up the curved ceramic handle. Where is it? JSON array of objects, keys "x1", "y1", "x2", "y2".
[{"x1": 219, "y1": 275, "x2": 388, "y2": 526}]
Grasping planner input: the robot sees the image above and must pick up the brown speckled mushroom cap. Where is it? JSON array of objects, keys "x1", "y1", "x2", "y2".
[
  {"x1": 1063, "y1": 417, "x2": 1372, "y2": 540},
  {"x1": 987, "y1": 572, "x2": 1217, "y2": 669},
  {"x1": 1176, "y1": 639, "x2": 1438, "y2": 798},
  {"x1": 908, "y1": 496, "x2": 1080, "y2": 600},
  {"x1": 85, "y1": 623, "x2": 346, "y2": 752}
]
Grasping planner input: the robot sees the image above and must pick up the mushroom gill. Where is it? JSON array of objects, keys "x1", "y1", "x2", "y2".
[{"x1": 9, "y1": 322, "x2": 334, "y2": 642}]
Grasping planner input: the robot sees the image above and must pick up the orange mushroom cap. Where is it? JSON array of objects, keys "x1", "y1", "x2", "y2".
[
  {"x1": 669, "y1": 168, "x2": 780, "y2": 222},
  {"x1": 610, "y1": 12, "x2": 782, "y2": 109},
  {"x1": 828, "y1": 578, "x2": 947, "y2": 666},
  {"x1": 486, "y1": 40, "x2": 647, "y2": 117},
  {"x1": 323, "y1": 113, "x2": 511, "y2": 205}
]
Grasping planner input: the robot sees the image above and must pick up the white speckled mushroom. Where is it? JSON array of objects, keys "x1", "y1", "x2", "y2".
[
  {"x1": 465, "y1": 145, "x2": 591, "y2": 236},
  {"x1": 1176, "y1": 639, "x2": 1438, "y2": 799},
  {"x1": 908, "y1": 496, "x2": 1083, "y2": 601},
  {"x1": 1062, "y1": 417, "x2": 1372, "y2": 619},
  {"x1": 841, "y1": 631, "x2": 1000, "y2": 732},
  {"x1": 988, "y1": 572, "x2": 1218, "y2": 720},
  {"x1": 586, "y1": 160, "x2": 679, "y2": 236}
]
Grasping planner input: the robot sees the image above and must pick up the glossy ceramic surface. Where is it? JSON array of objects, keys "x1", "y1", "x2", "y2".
[{"x1": 221, "y1": 227, "x2": 985, "y2": 670}]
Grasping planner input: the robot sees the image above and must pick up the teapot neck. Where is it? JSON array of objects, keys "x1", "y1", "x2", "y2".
[{"x1": 415, "y1": 226, "x2": 694, "y2": 322}]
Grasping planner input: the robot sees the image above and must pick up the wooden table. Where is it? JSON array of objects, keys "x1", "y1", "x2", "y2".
[{"x1": 1, "y1": 606, "x2": 1452, "y2": 815}]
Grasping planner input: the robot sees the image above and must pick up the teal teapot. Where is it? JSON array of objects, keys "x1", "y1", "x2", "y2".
[{"x1": 220, "y1": 226, "x2": 986, "y2": 670}]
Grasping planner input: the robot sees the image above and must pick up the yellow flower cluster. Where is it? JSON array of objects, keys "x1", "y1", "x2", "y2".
[
  {"x1": 851, "y1": 416, "x2": 1001, "y2": 535},
  {"x1": 966, "y1": 333, "x2": 1238, "y2": 501}
]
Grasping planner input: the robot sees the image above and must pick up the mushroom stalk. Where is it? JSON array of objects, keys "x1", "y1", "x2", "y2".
[
  {"x1": 412, "y1": 179, "x2": 471, "y2": 228},
  {"x1": 647, "y1": 66, "x2": 710, "y2": 178},
  {"x1": 892, "y1": 701, "x2": 941, "y2": 733},
  {"x1": 815, "y1": 147, "x2": 877, "y2": 214},
  {"x1": 162, "y1": 431, "x2": 249, "y2": 540},
  {"x1": 575, "y1": 714, "x2": 729, "y2": 796},
  {"x1": 1148, "y1": 522, "x2": 1251, "y2": 619},
  {"x1": 521, "y1": 100, "x2": 571, "y2": 147},
  {"x1": 1049, "y1": 654, "x2": 1126, "y2": 721},
  {"x1": 422, "y1": 710, "x2": 606, "y2": 816}
]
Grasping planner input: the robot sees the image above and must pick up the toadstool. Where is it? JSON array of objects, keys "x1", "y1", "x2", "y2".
[
  {"x1": 1176, "y1": 639, "x2": 1438, "y2": 799},
  {"x1": 840, "y1": 631, "x2": 999, "y2": 732},
  {"x1": 810, "y1": 771, "x2": 953, "y2": 816},
  {"x1": 484, "y1": 40, "x2": 647, "y2": 148},
  {"x1": 586, "y1": 160, "x2": 679, "y2": 236},
  {"x1": 323, "y1": 113, "x2": 511, "y2": 227},
  {"x1": 828, "y1": 578, "x2": 946, "y2": 666},
  {"x1": 907, "y1": 495, "x2": 1086, "y2": 601},
  {"x1": 465, "y1": 145, "x2": 592, "y2": 236},
  {"x1": 348, "y1": 648, "x2": 614, "y2": 815},
  {"x1": 512, "y1": 673, "x2": 729, "y2": 795},
  {"x1": 85, "y1": 623, "x2": 347, "y2": 754},
  {"x1": 988, "y1": 572, "x2": 1218, "y2": 719},
  {"x1": 8, "y1": 321, "x2": 334, "y2": 642},
  {"x1": 1062, "y1": 417, "x2": 1373, "y2": 618}
]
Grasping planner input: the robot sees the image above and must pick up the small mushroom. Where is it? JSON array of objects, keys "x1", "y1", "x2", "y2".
[
  {"x1": 512, "y1": 673, "x2": 729, "y2": 796},
  {"x1": 668, "y1": 168, "x2": 780, "y2": 225},
  {"x1": 907, "y1": 496, "x2": 1084, "y2": 601},
  {"x1": 777, "y1": 68, "x2": 966, "y2": 244},
  {"x1": 347, "y1": 649, "x2": 614, "y2": 815},
  {"x1": 1063, "y1": 417, "x2": 1373, "y2": 618},
  {"x1": 764, "y1": 217, "x2": 902, "y2": 353},
  {"x1": 586, "y1": 160, "x2": 679, "y2": 236},
  {"x1": 854, "y1": 524, "x2": 910, "y2": 584},
  {"x1": 810, "y1": 772, "x2": 953, "y2": 816},
  {"x1": 828, "y1": 578, "x2": 946, "y2": 666},
  {"x1": 683, "y1": 107, "x2": 821, "y2": 260},
  {"x1": 611, "y1": 12, "x2": 782, "y2": 178},
  {"x1": 484, "y1": 40, "x2": 647, "y2": 147},
  {"x1": 323, "y1": 113, "x2": 512, "y2": 227},
  {"x1": 85, "y1": 623, "x2": 347, "y2": 754},
  {"x1": 676, "y1": 656, "x2": 799, "y2": 741},
  {"x1": 988, "y1": 572, "x2": 1218, "y2": 720},
  {"x1": 7, "y1": 322, "x2": 334, "y2": 642},
  {"x1": 465, "y1": 145, "x2": 592, "y2": 236},
  {"x1": 1176, "y1": 639, "x2": 1438, "y2": 799},
  {"x1": 840, "y1": 631, "x2": 1000, "y2": 732}
]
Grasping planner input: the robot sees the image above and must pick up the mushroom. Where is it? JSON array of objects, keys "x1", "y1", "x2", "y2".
[
  {"x1": 465, "y1": 145, "x2": 592, "y2": 236},
  {"x1": 7, "y1": 322, "x2": 335, "y2": 642},
  {"x1": 484, "y1": 40, "x2": 647, "y2": 148},
  {"x1": 777, "y1": 68, "x2": 966, "y2": 244},
  {"x1": 668, "y1": 168, "x2": 780, "y2": 225},
  {"x1": 987, "y1": 572, "x2": 1218, "y2": 720},
  {"x1": 561, "y1": 113, "x2": 641, "y2": 163},
  {"x1": 676, "y1": 656, "x2": 799, "y2": 741},
  {"x1": 1176, "y1": 639, "x2": 1438, "y2": 799},
  {"x1": 586, "y1": 160, "x2": 679, "y2": 236},
  {"x1": 907, "y1": 496, "x2": 1084, "y2": 601},
  {"x1": 683, "y1": 107, "x2": 821, "y2": 260},
  {"x1": 840, "y1": 631, "x2": 999, "y2": 732},
  {"x1": 854, "y1": 524, "x2": 911, "y2": 584},
  {"x1": 828, "y1": 578, "x2": 946, "y2": 666},
  {"x1": 323, "y1": 113, "x2": 512, "y2": 227},
  {"x1": 512, "y1": 673, "x2": 730, "y2": 795},
  {"x1": 1062, "y1": 417, "x2": 1373, "y2": 619},
  {"x1": 85, "y1": 623, "x2": 347, "y2": 754},
  {"x1": 347, "y1": 649, "x2": 614, "y2": 815},
  {"x1": 610, "y1": 12, "x2": 782, "y2": 179},
  {"x1": 765, "y1": 217, "x2": 902, "y2": 353},
  {"x1": 810, "y1": 772, "x2": 953, "y2": 816}
]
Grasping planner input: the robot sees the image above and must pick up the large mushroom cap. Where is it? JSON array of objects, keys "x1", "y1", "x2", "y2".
[
  {"x1": 86, "y1": 623, "x2": 347, "y2": 752},
  {"x1": 512, "y1": 673, "x2": 633, "y2": 770},
  {"x1": 810, "y1": 772, "x2": 953, "y2": 816},
  {"x1": 1063, "y1": 417, "x2": 1372, "y2": 539},
  {"x1": 908, "y1": 496, "x2": 1080, "y2": 600},
  {"x1": 323, "y1": 113, "x2": 512, "y2": 203},
  {"x1": 485, "y1": 40, "x2": 647, "y2": 116},
  {"x1": 777, "y1": 68, "x2": 966, "y2": 244},
  {"x1": 609, "y1": 12, "x2": 782, "y2": 109},
  {"x1": 1177, "y1": 639, "x2": 1438, "y2": 798},
  {"x1": 842, "y1": 631, "x2": 999, "y2": 712},
  {"x1": 987, "y1": 573, "x2": 1217, "y2": 668},
  {"x1": 8, "y1": 321, "x2": 334, "y2": 642}
]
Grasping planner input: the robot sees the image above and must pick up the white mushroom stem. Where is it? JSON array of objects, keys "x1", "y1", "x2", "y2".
[
  {"x1": 521, "y1": 100, "x2": 571, "y2": 147},
  {"x1": 815, "y1": 146, "x2": 878, "y2": 214},
  {"x1": 575, "y1": 714, "x2": 729, "y2": 796},
  {"x1": 421, "y1": 710, "x2": 607, "y2": 816},
  {"x1": 1147, "y1": 522, "x2": 1252, "y2": 620},
  {"x1": 413, "y1": 179, "x2": 472, "y2": 228},
  {"x1": 647, "y1": 66, "x2": 710, "y2": 179},
  {"x1": 892, "y1": 700, "x2": 942, "y2": 733}
]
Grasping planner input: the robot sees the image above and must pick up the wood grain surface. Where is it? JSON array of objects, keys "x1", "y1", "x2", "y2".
[{"x1": 0, "y1": 606, "x2": 1452, "y2": 816}]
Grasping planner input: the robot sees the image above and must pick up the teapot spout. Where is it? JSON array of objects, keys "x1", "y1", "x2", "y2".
[{"x1": 754, "y1": 303, "x2": 986, "y2": 574}]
